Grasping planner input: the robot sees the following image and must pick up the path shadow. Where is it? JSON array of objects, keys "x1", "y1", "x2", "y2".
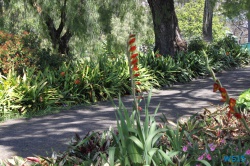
[{"x1": 0, "y1": 66, "x2": 250, "y2": 159}]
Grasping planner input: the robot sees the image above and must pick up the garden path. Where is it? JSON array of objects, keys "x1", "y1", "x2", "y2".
[{"x1": 1, "y1": 66, "x2": 250, "y2": 160}]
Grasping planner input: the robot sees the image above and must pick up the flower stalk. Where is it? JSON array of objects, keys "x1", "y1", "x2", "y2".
[
  {"x1": 204, "y1": 51, "x2": 250, "y2": 133},
  {"x1": 127, "y1": 34, "x2": 140, "y2": 111}
]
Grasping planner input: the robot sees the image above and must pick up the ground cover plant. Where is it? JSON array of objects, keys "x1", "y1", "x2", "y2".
[{"x1": 1, "y1": 34, "x2": 250, "y2": 166}]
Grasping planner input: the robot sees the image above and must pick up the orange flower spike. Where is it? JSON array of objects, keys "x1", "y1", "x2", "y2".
[
  {"x1": 213, "y1": 83, "x2": 220, "y2": 92},
  {"x1": 229, "y1": 107, "x2": 235, "y2": 114},
  {"x1": 131, "y1": 58, "x2": 138, "y2": 65},
  {"x1": 130, "y1": 53, "x2": 138, "y2": 59},
  {"x1": 129, "y1": 37, "x2": 136, "y2": 45},
  {"x1": 132, "y1": 66, "x2": 139, "y2": 71},
  {"x1": 229, "y1": 98, "x2": 236, "y2": 108},
  {"x1": 134, "y1": 73, "x2": 140, "y2": 77},
  {"x1": 129, "y1": 45, "x2": 137, "y2": 52},
  {"x1": 219, "y1": 87, "x2": 227, "y2": 102}
]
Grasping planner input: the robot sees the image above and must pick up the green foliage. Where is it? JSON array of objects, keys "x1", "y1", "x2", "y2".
[
  {"x1": 1, "y1": 0, "x2": 154, "y2": 58},
  {"x1": 188, "y1": 37, "x2": 208, "y2": 54},
  {"x1": 222, "y1": 0, "x2": 250, "y2": 19},
  {"x1": 176, "y1": 0, "x2": 204, "y2": 39},
  {"x1": 0, "y1": 30, "x2": 38, "y2": 75},
  {"x1": 1, "y1": 34, "x2": 250, "y2": 121},
  {"x1": 207, "y1": 35, "x2": 250, "y2": 72},
  {"x1": 237, "y1": 88, "x2": 250, "y2": 111},
  {"x1": 139, "y1": 52, "x2": 178, "y2": 86},
  {"x1": 176, "y1": 0, "x2": 227, "y2": 40},
  {"x1": 110, "y1": 92, "x2": 177, "y2": 166}
]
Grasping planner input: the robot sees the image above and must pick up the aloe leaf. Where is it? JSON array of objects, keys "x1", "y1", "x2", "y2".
[
  {"x1": 129, "y1": 136, "x2": 144, "y2": 149},
  {"x1": 108, "y1": 147, "x2": 116, "y2": 166}
]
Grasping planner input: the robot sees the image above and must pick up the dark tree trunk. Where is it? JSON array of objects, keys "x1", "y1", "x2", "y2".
[
  {"x1": 32, "y1": 0, "x2": 72, "y2": 55},
  {"x1": 147, "y1": 0, "x2": 186, "y2": 57},
  {"x1": 0, "y1": 0, "x2": 3, "y2": 15},
  {"x1": 203, "y1": 0, "x2": 214, "y2": 42}
]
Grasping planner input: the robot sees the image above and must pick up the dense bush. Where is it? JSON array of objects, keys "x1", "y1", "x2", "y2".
[
  {"x1": 0, "y1": 31, "x2": 38, "y2": 75},
  {"x1": 187, "y1": 37, "x2": 207, "y2": 54}
]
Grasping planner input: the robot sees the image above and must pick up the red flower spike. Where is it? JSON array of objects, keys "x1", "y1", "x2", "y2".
[
  {"x1": 134, "y1": 73, "x2": 140, "y2": 77},
  {"x1": 219, "y1": 87, "x2": 226, "y2": 93},
  {"x1": 234, "y1": 113, "x2": 242, "y2": 119},
  {"x1": 213, "y1": 83, "x2": 220, "y2": 92},
  {"x1": 229, "y1": 107, "x2": 235, "y2": 114},
  {"x1": 129, "y1": 46, "x2": 137, "y2": 52},
  {"x1": 130, "y1": 53, "x2": 138, "y2": 59},
  {"x1": 129, "y1": 38, "x2": 136, "y2": 45},
  {"x1": 132, "y1": 66, "x2": 139, "y2": 71},
  {"x1": 220, "y1": 94, "x2": 227, "y2": 102},
  {"x1": 138, "y1": 106, "x2": 142, "y2": 111},
  {"x1": 131, "y1": 58, "x2": 138, "y2": 65},
  {"x1": 219, "y1": 87, "x2": 227, "y2": 102},
  {"x1": 229, "y1": 98, "x2": 236, "y2": 108}
]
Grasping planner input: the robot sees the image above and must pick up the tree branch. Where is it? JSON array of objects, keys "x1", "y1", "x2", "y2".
[{"x1": 57, "y1": 0, "x2": 67, "y2": 35}]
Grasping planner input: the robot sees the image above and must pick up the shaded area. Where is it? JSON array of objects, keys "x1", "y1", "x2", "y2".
[{"x1": 0, "y1": 66, "x2": 250, "y2": 160}]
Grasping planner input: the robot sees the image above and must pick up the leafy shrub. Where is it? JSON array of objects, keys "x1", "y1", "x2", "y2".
[
  {"x1": 206, "y1": 36, "x2": 250, "y2": 72},
  {"x1": 139, "y1": 52, "x2": 179, "y2": 86},
  {"x1": 0, "y1": 68, "x2": 63, "y2": 120},
  {"x1": 35, "y1": 49, "x2": 70, "y2": 71},
  {"x1": 212, "y1": 35, "x2": 239, "y2": 51},
  {"x1": 0, "y1": 31, "x2": 38, "y2": 75},
  {"x1": 0, "y1": 30, "x2": 67, "y2": 75},
  {"x1": 187, "y1": 37, "x2": 207, "y2": 54},
  {"x1": 237, "y1": 88, "x2": 250, "y2": 111}
]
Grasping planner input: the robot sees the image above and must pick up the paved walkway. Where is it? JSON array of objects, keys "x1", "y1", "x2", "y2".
[{"x1": 1, "y1": 66, "x2": 250, "y2": 160}]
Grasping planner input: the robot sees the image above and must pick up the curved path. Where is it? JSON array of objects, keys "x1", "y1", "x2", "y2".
[{"x1": 1, "y1": 66, "x2": 250, "y2": 160}]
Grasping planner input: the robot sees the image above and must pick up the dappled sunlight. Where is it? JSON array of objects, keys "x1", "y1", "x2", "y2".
[{"x1": 1, "y1": 66, "x2": 250, "y2": 160}]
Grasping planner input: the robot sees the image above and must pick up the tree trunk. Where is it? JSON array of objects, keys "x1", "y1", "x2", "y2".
[
  {"x1": 32, "y1": 0, "x2": 72, "y2": 55},
  {"x1": 203, "y1": 0, "x2": 214, "y2": 42},
  {"x1": 147, "y1": 0, "x2": 186, "y2": 57},
  {"x1": 0, "y1": 0, "x2": 3, "y2": 15},
  {"x1": 248, "y1": 19, "x2": 250, "y2": 42}
]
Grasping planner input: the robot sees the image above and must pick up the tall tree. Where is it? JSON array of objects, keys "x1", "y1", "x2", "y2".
[
  {"x1": 27, "y1": 0, "x2": 73, "y2": 55},
  {"x1": 248, "y1": 19, "x2": 250, "y2": 42},
  {"x1": 202, "y1": 0, "x2": 215, "y2": 42},
  {"x1": 147, "y1": 0, "x2": 186, "y2": 56}
]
